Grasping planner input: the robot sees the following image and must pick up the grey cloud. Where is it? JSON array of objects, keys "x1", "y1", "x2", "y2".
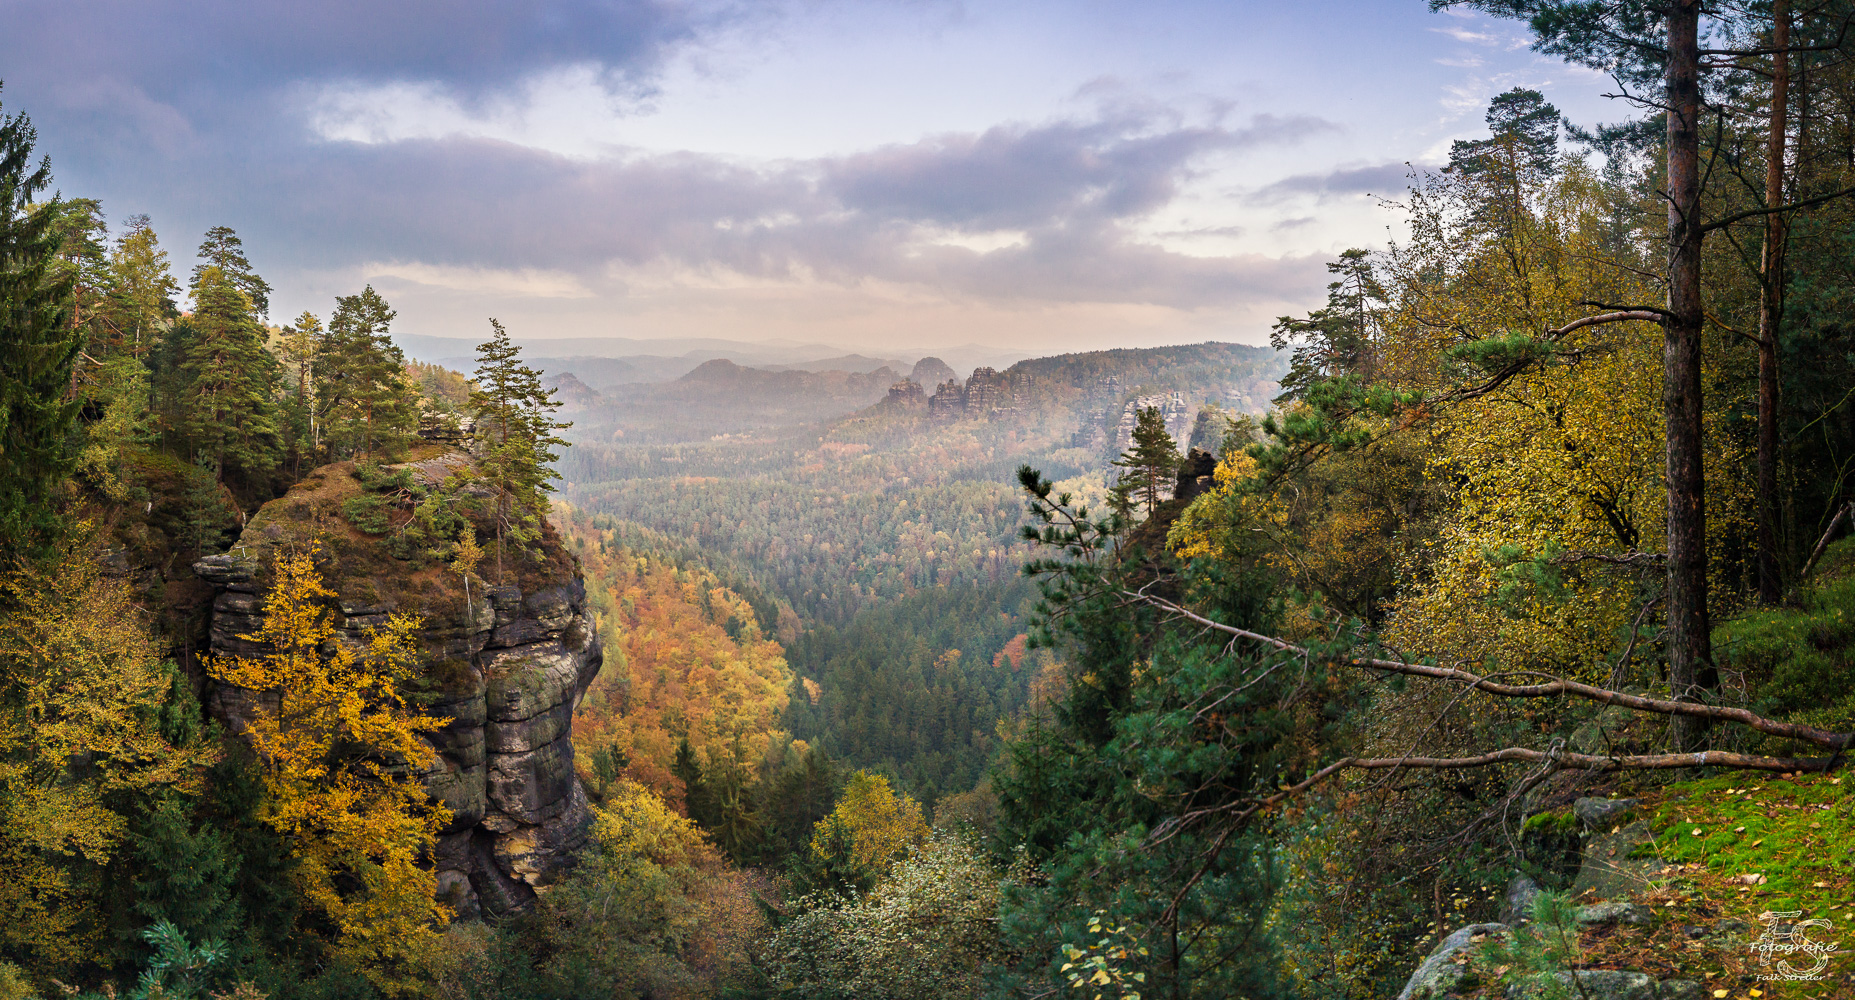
[
  {"x1": 0, "y1": 0, "x2": 721, "y2": 182},
  {"x1": 0, "y1": 1, "x2": 1332, "y2": 317},
  {"x1": 199, "y1": 103, "x2": 1333, "y2": 309},
  {"x1": 825, "y1": 112, "x2": 1333, "y2": 231},
  {"x1": 1249, "y1": 161, "x2": 1416, "y2": 204},
  {"x1": 4, "y1": 0, "x2": 704, "y2": 99}
]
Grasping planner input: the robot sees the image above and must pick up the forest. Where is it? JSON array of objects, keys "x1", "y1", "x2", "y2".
[{"x1": 3, "y1": 1, "x2": 1855, "y2": 999}]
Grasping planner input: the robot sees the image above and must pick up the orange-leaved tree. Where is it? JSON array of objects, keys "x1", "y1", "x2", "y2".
[{"x1": 207, "y1": 548, "x2": 450, "y2": 994}]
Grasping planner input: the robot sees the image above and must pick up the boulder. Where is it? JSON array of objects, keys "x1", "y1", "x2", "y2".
[
  {"x1": 1576, "y1": 902, "x2": 1654, "y2": 927},
  {"x1": 1574, "y1": 797, "x2": 1640, "y2": 830},
  {"x1": 1504, "y1": 970, "x2": 1657, "y2": 1000},
  {"x1": 1500, "y1": 875, "x2": 1544, "y2": 926},
  {"x1": 1572, "y1": 819, "x2": 1662, "y2": 901},
  {"x1": 1397, "y1": 923, "x2": 1509, "y2": 1000}
]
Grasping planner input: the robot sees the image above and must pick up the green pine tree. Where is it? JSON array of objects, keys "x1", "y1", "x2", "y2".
[
  {"x1": 469, "y1": 318, "x2": 570, "y2": 581},
  {"x1": 179, "y1": 266, "x2": 280, "y2": 486},
  {"x1": 1111, "y1": 406, "x2": 1182, "y2": 520},
  {"x1": 106, "y1": 214, "x2": 178, "y2": 357},
  {"x1": 128, "y1": 798, "x2": 244, "y2": 954},
  {"x1": 0, "y1": 85, "x2": 80, "y2": 557},
  {"x1": 316, "y1": 286, "x2": 413, "y2": 460},
  {"x1": 191, "y1": 225, "x2": 271, "y2": 319},
  {"x1": 1269, "y1": 248, "x2": 1384, "y2": 402}
]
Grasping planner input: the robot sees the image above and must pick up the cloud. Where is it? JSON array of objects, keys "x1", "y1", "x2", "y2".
[
  {"x1": 1430, "y1": 25, "x2": 1499, "y2": 45},
  {"x1": 4, "y1": 0, "x2": 706, "y2": 100},
  {"x1": 1248, "y1": 162, "x2": 1415, "y2": 205},
  {"x1": 0, "y1": 0, "x2": 724, "y2": 177},
  {"x1": 362, "y1": 262, "x2": 596, "y2": 299},
  {"x1": 823, "y1": 112, "x2": 1331, "y2": 232},
  {"x1": 243, "y1": 106, "x2": 1329, "y2": 309},
  {"x1": 0, "y1": 0, "x2": 1335, "y2": 333}
]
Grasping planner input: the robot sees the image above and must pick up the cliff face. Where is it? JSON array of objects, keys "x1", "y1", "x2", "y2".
[{"x1": 193, "y1": 450, "x2": 602, "y2": 919}]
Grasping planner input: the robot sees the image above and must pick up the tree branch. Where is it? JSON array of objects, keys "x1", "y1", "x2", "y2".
[
  {"x1": 1799, "y1": 501, "x2": 1852, "y2": 582},
  {"x1": 1336, "y1": 748, "x2": 1831, "y2": 773},
  {"x1": 1125, "y1": 592, "x2": 1855, "y2": 752},
  {"x1": 1579, "y1": 301, "x2": 1675, "y2": 319},
  {"x1": 1547, "y1": 549, "x2": 1667, "y2": 567},
  {"x1": 1544, "y1": 310, "x2": 1666, "y2": 338},
  {"x1": 1701, "y1": 183, "x2": 1855, "y2": 233}
]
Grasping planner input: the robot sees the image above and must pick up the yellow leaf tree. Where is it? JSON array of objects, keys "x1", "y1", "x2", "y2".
[
  {"x1": 809, "y1": 770, "x2": 930, "y2": 874},
  {"x1": 207, "y1": 548, "x2": 450, "y2": 994},
  {"x1": 0, "y1": 537, "x2": 216, "y2": 973}
]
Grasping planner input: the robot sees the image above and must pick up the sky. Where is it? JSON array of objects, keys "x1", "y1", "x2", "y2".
[{"x1": 1, "y1": 0, "x2": 1626, "y2": 356}]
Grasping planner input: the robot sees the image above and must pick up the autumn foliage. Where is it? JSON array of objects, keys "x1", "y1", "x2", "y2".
[
  {"x1": 206, "y1": 549, "x2": 450, "y2": 994},
  {"x1": 564, "y1": 519, "x2": 792, "y2": 811}
]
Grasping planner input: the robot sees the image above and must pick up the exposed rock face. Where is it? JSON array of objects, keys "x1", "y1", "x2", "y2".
[
  {"x1": 886, "y1": 379, "x2": 926, "y2": 408},
  {"x1": 1574, "y1": 796, "x2": 1640, "y2": 830},
  {"x1": 1173, "y1": 448, "x2": 1218, "y2": 504},
  {"x1": 925, "y1": 367, "x2": 1036, "y2": 419},
  {"x1": 193, "y1": 456, "x2": 602, "y2": 919}
]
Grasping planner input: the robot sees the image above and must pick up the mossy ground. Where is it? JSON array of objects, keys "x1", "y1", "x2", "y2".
[
  {"x1": 230, "y1": 444, "x2": 578, "y2": 640},
  {"x1": 1436, "y1": 541, "x2": 1855, "y2": 998},
  {"x1": 1443, "y1": 765, "x2": 1855, "y2": 998}
]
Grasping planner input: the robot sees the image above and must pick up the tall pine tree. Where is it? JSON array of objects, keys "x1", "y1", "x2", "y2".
[
  {"x1": 191, "y1": 225, "x2": 271, "y2": 319},
  {"x1": 0, "y1": 86, "x2": 80, "y2": 556},
  {"x1": 316, "y1": 286, "x2": 413, "y2": 461},
  {"x1": 470, "y1": 318, "x2": 569, "y2": 581},
  {"x1": 106, "y1": 214, "x2": 178, "y2": 357},
  {"x1": 180, "y1": 266, "x2": 279, "y2": 487},
  {"x1": 1111, "y1": 406, "x2": 1181, "y2": 521}
]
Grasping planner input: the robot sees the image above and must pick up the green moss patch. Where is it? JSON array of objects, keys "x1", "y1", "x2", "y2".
[{"x1": 1642, "y1": 771, "x2": 1854, "y2": 916}]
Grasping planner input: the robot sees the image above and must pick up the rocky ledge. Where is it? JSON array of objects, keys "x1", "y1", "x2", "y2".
[{"x1": 193, "y1": 453, "x2": 602, "y2": 919}]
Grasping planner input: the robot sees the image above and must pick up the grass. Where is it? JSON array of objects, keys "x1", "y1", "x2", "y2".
[{"x1": 1640, "y1": 771, "x2": 1853, "y2": 916}]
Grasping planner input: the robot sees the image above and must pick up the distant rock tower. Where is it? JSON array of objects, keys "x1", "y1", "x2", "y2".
[
  {"x1": 928, "y1": 379, "x2": 965, "y2": 419},
  {"x1": 887, "y1": 379, "x2": 926, "y2": 408}
]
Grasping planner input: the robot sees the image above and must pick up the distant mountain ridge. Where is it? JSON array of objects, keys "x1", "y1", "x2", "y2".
[
  {"x1": 540, "y1": 339, "x2": 1281, "y2": 445},
  {"x1": 909, "y1": 357, "x2": 958, "y2": 385},
  {"x1": 397, "y1": 333, "x2": 1028, "y2": 387},
  {"x1": 754, "y1": 354, "x2": 908, "y2": 375}
]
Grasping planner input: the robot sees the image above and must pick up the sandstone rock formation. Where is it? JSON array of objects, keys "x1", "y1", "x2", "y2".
[{"x1": 194, "y1": 452, "x2": 602, "y2": 919}]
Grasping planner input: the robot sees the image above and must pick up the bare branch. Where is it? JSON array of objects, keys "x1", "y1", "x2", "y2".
[
  {"x1": 1579, "y1": 301, "x2": 1676, "y2": 318},
  {"x1": 1701, "y1": 183, "x2": 1855, "y2": 233},
  {"x1": 1800, "y1": 501, "x2": 1853, "y2": 582},
  {"x1": 1547, "y1": 549, "x2": 1668, "y2": 567},
  {"x1": 1544, "y1": 310, "x2": 1666, "y2": 338},
  {"x1": 1337, "y1": 748, "x2": 1832, "y2": 773},
  {"x1": 1705, "y1": 309, "x2": 1766, "y2": 346},
  {"x1": 1124, "y1": 592, "x2": 1855, "y2": 752}
]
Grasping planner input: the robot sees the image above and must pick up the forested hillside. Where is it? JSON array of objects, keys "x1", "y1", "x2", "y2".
[
  {"x1": 558, "y1": 340, "x2": 1286, "y2": 814},
  {"x1": 6, "y1": 2, "x2": 1855, "y2": 999}
]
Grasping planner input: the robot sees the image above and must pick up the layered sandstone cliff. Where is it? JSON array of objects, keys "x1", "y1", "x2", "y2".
[{"x1": 193, "y1": 449, "x2": 602, "y2": 918}]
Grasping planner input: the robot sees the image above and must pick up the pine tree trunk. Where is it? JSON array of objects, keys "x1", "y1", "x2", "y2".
[
  {"x1": 1757, "y1": 0, "x2": 1790, "y2": 604},
  {"x1": 1665, "y1": 0, "x2": 1715, "y2": 751}
]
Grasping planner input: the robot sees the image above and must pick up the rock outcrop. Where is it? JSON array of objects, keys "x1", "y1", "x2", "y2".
[
  {"x1": 194, "y1": 451, "x2": 602, "y2": 918},
  {"x1": 1392, "y1": 798, "x2": 1714, "y2": 999}
]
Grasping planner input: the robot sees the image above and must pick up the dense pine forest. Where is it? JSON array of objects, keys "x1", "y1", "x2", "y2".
[{"x1": 5, "y1": 1, "x2": 1855, "y2": 999}]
